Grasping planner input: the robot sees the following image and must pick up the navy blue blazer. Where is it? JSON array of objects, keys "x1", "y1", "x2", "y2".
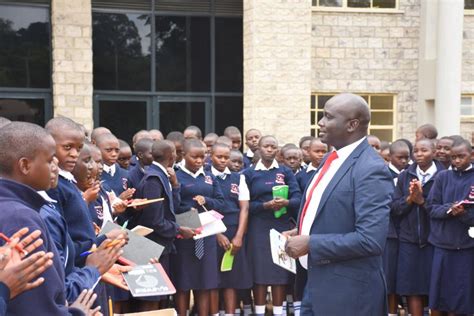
[
  {"x1": 132, "y1": 163, "x2": 181, "y2": 255},
  {"x1": 298, "y1": 139, "x2": 393, "y2": 315}
]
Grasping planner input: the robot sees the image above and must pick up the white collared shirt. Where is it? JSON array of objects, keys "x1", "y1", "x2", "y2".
[
  {"x1": 454, "y1": 164, "x2": 473, "y2": 172},
  {"x1": 152, "y1": 161, "x2": 170, "y2": 177},
  {"x1": 180, "y1": 165, "x2": 205, "y2": 179},
  {"x1": 299, "y1": 137, "x2": 366, "y2": 269},
  {"x1": 103, "y1": 164, "x2": 116, "y2": 177},
  {"x1": 37, "y1": 191, "x2": 57, "y2": 203},
  {"x1": 306, "y1": 164, "x2": 318, "y2": 173},
  {"x1": 211, "y1": 166, "x2": 250, "y2": 201},
  {"x1": 254, "y1": 159, "x2": 279, "y2": 171},
  {"x1": 388, "y1": 163, "x2": 402, "y2": 186},
  {"x1": 246, "y1": 149, "x2": 254, "y2": 158},
  {"x1": 416, "y1": 162, "x2": 437, "y2": 185},
  {"x1": 59, "y1": 169, "x2": 76, "y2": 183}
]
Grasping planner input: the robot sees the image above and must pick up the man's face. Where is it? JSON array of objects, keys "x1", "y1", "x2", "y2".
[{"x1": 318, "y1": 101, "x2": 350, "y2": 149}]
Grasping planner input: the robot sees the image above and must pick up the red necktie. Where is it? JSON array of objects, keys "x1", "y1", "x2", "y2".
[{"x1": 298, "y1": 151, "x2": 339, "y2": 233}]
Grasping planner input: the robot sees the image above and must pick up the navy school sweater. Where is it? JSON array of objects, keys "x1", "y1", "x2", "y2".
[
  {"x1": 88, "y1": 185, "x2": 113, "y2": 228},
  {"x1": 242, "y1": 163, "x2": 302, "y2": 220},
  {"x1": 427, "y1": 166, "x2": 474, "y2": 249},
  {"x1": 127, "y1": 164, "x2": 146, "y2": 190},
  {"x1": 47, "y1": 176, "x2": 107, "y2": 266},
  {"x1": 0, "y1": 282, "x2": 8, "y2": 316},
  {"x1": 175, "y1": 169, "x2": 226, "y2": 214},
  {"x1": 39, "y1": 198, "x2": 101, "y2": 303},
  {"x1": 101, "y1": 163, "x2": 129, "y2": 196},
  {"x1": 391, "y1": 161, "x2": 444, "y2": 246},
  {"x1": 132, "y1": 163, "x2": 181, "y2": 254},
  {"x1": 214, "y1": 171, "x2": 243, "y2": 226},
  {"x1": 0, "y1": 179, "x2": 83, "y2": 315},
  {"x1": 295, "y1": 167, "x2": 317, "y2": 193}
]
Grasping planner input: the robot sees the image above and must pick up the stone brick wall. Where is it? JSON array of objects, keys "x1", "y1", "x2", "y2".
[
  {"x1": 51, "y1": 0, "x2": 93, "y2": 130},
  {"x1": 461, "y1": 15, "x2": 474, "y2": 141},
  {"x1": 311, "y1": 0, "x2": 421, "y2": 140},
  {"x1": 243, "y1": 0, "x2": 312, "y2": 145}
]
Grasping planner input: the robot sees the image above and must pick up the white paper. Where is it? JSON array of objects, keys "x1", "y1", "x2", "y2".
[
  {"x1": 193, "y1": 212, "x2": 227, "y2": 240},
  {"x1": 269, "y1": 229, "x2": 296, "y2": 274}
]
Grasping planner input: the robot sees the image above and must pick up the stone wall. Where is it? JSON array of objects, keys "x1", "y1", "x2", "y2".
[
  {"x1": 461, "y1": 15, "x2": 474, "y2": 141},
  {"x1": 311, "y1": 0, "x2": 421, "y2": 140},
  {"x1": 51, "y1": 0, "x2": 93, "y2": 130},
  {"x1": 243, "y1": 0, "x2": 312, "y2": 145}
]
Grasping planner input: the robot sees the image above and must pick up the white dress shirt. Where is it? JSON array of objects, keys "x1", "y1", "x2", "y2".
[
  {"x1": 180, "y1": 165, "x2": 205, "y2": 179},
  {"x1": 299, "y1": 137, "x2": 366, "y2": 269},
  {"x1": 388, "y1": 163, "x2": 402, "y2": 186},
  {"x1": 416, "y1": 162, "x2": 437, "y2": 186},
  {"x1": 211, "y1": 166, "x2": 250, "y2": 201},
  {"x1": 306, "y1": 163, "x2": 318, "y2": 173},
  {"x1": 103, "y1": 164, "x2": 116, "y2": 177},
  {"x1": 254, "y1": 159, "x2": 279, "y2": 171},
  {"x1": 59, "y1": 169, "x2": 76, "y2": 183}
]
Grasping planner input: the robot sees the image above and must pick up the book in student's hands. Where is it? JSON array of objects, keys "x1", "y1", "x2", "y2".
[
  {"x1": 131, "y1": 225, "x2": 153, "y2": 237},
  {"x1": 193, "y1": 211, "x2": 227, "y2": 240},
  {"x1": 272, "y1": 185, "x2": 289, "y2": 218},
  {"x1": 122, "y1": 263, "x2": 176, "y2": 297},
  {"x1": 269, "y1": 229, "x2": 296, "y2": 274}
]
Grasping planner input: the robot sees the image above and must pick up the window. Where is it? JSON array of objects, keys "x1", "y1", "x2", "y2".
[
  {"x1": 310, "y1": 94, "x2": 396, "y2": 142},
  {"x1": 461, "y1": 95, "x2": 474, "y2": 118},
  {"x1": 466, "y1": 0, "x2": 474, "y2": 10},
  {"x1": 313, "y1": 0, "x2": 397, "y2": 9}
]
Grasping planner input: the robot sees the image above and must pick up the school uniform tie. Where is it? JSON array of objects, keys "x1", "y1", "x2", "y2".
[
  {"x1": 420, "y1": 173, "x2": 429, "y2": 186},
  {"x1": 298, "y1": 151, "x2": 339, "y2": 233},
  {"x1": 217, "y1": 173, "x2": 226, "y2": 180},
  {"x1": 195, "y1": 238, "x2": 204, "y2": 259}
]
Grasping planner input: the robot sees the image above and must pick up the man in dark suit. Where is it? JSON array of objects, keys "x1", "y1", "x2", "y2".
[{"x1": 285, "y1": 93, "x2": 393, "y2": 315}]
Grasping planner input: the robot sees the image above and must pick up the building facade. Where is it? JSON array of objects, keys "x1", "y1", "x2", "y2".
[{"x1": 0, "y1": 0, "x2": 472, "y2": 144}]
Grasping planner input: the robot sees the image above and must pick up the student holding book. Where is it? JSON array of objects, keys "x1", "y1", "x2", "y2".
[
  {"x1": 210, "y1": 143, "x2": 252, "y2": 315},
  {"x1": 427, "y1": 138, "x2": 474, "y2": 315},
  {"x1": 173, "y1": 139, "x2": 226, "y2": 316},
  {"x1": 242, "y1": 135, "x2": 301, "y2": 316},
  {"x1": 392, "y1": 139, "x2": 444, "y2": 316}
]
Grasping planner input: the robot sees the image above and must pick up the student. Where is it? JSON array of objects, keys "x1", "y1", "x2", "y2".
[
  {"x1": 173, "y1": 139, "x2": 226, "y2": 316},
  {"x1": 388, "y1": 140, "x2": 411, "y2": 185},
  {"x1": 380, "y1": 141, "x2": 391, "y2": 164},
  {"x1": 427, "y1": 138, "x2": 474, "y2": 316},
  {"x1": 224, "y1": 126, "x2": 243, "y2": 150},
  {"x1": 415, "y1": 124, "x2": 438, "y2": 141},
  {"x1": 391, "y1": 139, "x2": 443, "y2": 316},
  {"x1": 127, "y1": 138, "x2": 154, "y2": 190},
  {"x1": 149, "y1": 129, "x2": 164, "y2": 141},
  {"x1": 243, "y1": 129, "x2": 262, "y2": 168},
  {"x1": 295, "y1": 138, "x2": 327, "y2": 192},
  {"x1": 129, "y1": 130, "x2": 152, "y2": 167},
  {"x1": 90, "y1": 126, "x2": 111, "y2": 144},
  {"x1": 216, "y1": 136, "x2": 233, "y2": 149},
  {"x1": 45, "y1": 118, "x2": 123, "y2": 266},
  {"x1": 228, "y1": 149, "x2": 245, "y2": 173},
  {"x1": 298, "y1": 136, "x2": 315, "y2": 167},
  {"x1": 204, "y1": 133, "x2": 219, "y2": 154},
  {"x1": 96, "y1": 133, "x2": 134, "y2": 200},
  {"x1": 211, "y1": 143, "x2": 252, "y2": 315},
  {"x1": 0, "y1": 121, "x2": 91, "y2": 315},
  {"x1": 184, "y1": 125, "x2": 203, "y2": 140},
  {"x1": 242, "y1": 135, "x2": 302, "y2": 316},
  {"x1": 167, "y1": 131, "x2": 186, "y2": 169},
  {"x1": 117, "y1": 140, "x2": 133, "y2": 170},
  {"x1": 281, "y1": 144, "x2": 303, "y2": 174},
  {"x1": 367, "y1": 134, "x2": 382, "y2": 153},
  {"x1": 435, "y1": 136, "x2": 454, "y2": 169}
]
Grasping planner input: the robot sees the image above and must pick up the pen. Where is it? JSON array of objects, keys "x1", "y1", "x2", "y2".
[
  {"x1": 79, "y1": 239, "x2": 122, "y2": 257},
  {"x1": 0, "y1": 232, "x2": 28, "y2": 256},
  {"x1": 122, "y1": 220, "x2": 129, "y2": 230}
]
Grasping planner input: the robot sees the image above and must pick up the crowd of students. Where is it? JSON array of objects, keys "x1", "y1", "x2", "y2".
[{"x1": 0, "y1": 115, "x2": 473, "y2": 316}]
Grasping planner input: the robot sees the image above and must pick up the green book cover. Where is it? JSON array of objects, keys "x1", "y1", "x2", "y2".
[
  {"x1": 272, "y1": 185, "x2": 289, "y2": 218},
  {"x1": 220, "y1": 247, "x2": 235, "y2": 272}
]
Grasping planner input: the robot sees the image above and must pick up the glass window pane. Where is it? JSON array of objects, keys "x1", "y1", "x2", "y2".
[
  {"x1": 370, "y1": 96, "x2": 393, "y2": 110},
  {"x1": 215, "y1": 97, "x2": 243, "y2": 135},
  {"x1": 93, "y1": 13, "x2": 151, "y2": 91},
  {"x1": 215, "y1": 18, "x2": 242, "y2": 92},
  {"x1": 317, "y1": 95, "x2": 333, "y2": 109},
  {"x1": 348, "y1": 0, "x2": 371, "y2": 7},
  {"x1": 0, "y1": 98, "x2": 45, "y2": 125},
  {"x1": 371, "y1": 111, "x2": 393, "y2": 125},
  {"x1": 311, "y1": 95, "x2": 316, "y2": 110},
  {"x1": 311, "y1": 111, "x2": 316, "y2": 125},
  {"x1": 155, "y1": 16, "x2": 210, "y2": 92},
  {"x1": 370, "y1": 129, "x2": 393, "y2": 142},
  {"x1": 317, "y1": 111, "x2": 324, "y2": 124},
  {"x1": 98, "y1": 100, "x2": 147, "y2": 144},
  {"x1": 465, "y1": 0, "x2": 474, "y2": 9},
  {"x1": 461, "y1": 97, "x2": 474, "y2": 116},
  {"x1": 373, "y1": 0, "x2": 396, "y2": 8},
  {"x1": 319, "y1": 0, "x2": 343, "y2": 7},
  {"x1": 159, "y1": 101, "x2": 205, "y2": 136},
  {"x1": 0, "y1": 5, "x2": 51, "y2": 88}
]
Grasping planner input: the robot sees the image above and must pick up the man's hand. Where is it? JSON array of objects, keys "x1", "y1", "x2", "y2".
[
  {"x1": 86, "y1": 238, "x2": 125, "y2": 275},
  {"x1": 285, "y1": 235, "x2": 310, "y2": 259},
  {"x1": 70, "y1": 289, "x2": 101, "y2": 316},
  {"x1": 178, "y1": 226, "x2": 195, "y2": 239},
  {"x1": 282, "y1": 228, "x2": 298, "y2": 238},
  {"x1": 217, "y1": 234, "x2": 231, "y2": 250}
]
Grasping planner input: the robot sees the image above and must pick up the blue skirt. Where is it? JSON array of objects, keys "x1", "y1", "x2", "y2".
[
  {"x1": 396, "y1": 242, "x2": 433, "y2": 295},
  {"x1": 171, "y1": 235, "x2": 219, "y2": 290},
  {"x1": 429, "y1": 247, "x2": 474, "y2": 314},
  {"x1": 382, "y1": 238, "x2": 399, "y2": 294},
  {"x1": 217, "y1": 225, "x2": 253, "y2": 289},
  {"x1": 247, "y1": 216, "x2": 292, "y2": 285}
]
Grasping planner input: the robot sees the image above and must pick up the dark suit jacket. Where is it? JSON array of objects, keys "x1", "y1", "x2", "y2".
[{"x1": 299, "y1": 139, "x2": 393, "y2": 315}]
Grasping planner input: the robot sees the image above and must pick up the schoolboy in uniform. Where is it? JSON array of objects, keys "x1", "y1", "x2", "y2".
[
  {"x1": 211, "y1": 143, "x2": 252, "y2": 315},
  {"x1": 435, "y1": 136, "x2": 454, "y2": 170},
  {"x1": 392, "y1": 139, "x2": 443, "y2": 316},
  {"x1": 389, "y1": 140, "x2": 411, "y2": 185},
  {"x1": 173, "y1": 139, "x2": 226, "y2": 316},
  {"x1": 166, "y1": 131, "x2": 185, "y2": 170},
  {"x1": 127, "y1": 138, "x2": 154, "y2": 190},
  {"x1": 427, "y1": 138, "x2": 474, "y2": 315},
  {"x1": 243, "y1": 129, "x2": 262, "y2": 169},
  {"x1": 224, "y1": 126, "x2": 243, "y2": 150},
  {"x1": 228, "y1": 149, "x2": 245, "y2": 173},
  {"x1": 117, "y1": 140, "x2": 133, "y2": 170},
  {"x1": 90, "y1": 127, "x2": 111, "y2": 144},
  {"x1": 281, "y1": 144, "x2": 303, "y2": 175},
  {"x1": 129, "y1": 130, "x2": 152, "y2": 168},
  {"x1": 183, "y1": 125, "x2": 202, "y2": 140},
  {"x1": 415, "y1": 124, "x2": 438, "y2": 142},
  {"x1": 295, "y1": 138, "x2": 327, "y2": 192},
  {"x1": 298, "y1": 136, "x2": 315, "y2": 168}
]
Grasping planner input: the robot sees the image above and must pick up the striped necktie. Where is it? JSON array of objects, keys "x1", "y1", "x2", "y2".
[{"x1": 195, "y1": 239, "x2": 204, "y2": 259}]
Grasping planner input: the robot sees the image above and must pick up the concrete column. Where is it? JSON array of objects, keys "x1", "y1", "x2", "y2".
[
  {"x1": 51, "y1": 0, "x2": 93, "y2": 130},
  {"x1": 243, "y1": 0, "x2": 312, "y2": 144},
  {"x1": 434, "y1": 0, "x2": 464, "y2": 136}
]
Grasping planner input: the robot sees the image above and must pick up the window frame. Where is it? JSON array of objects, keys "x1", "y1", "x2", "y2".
[
  {"x1": 461, "y1": 95, "x2": 474, "y2": 122},
  {"x1": 312, "y1": 0, "x2": 402, "y2": 13},
  {"x1": 310, "y1": 93, "x2": 397, "y2": 142}
]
